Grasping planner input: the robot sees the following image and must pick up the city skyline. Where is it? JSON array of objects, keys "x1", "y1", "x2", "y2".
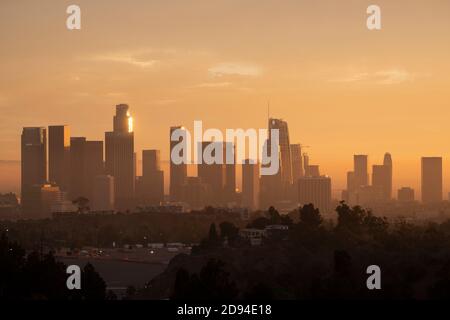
[{"x1": 2, "y1": 0, "x2": 450, "y2": 195}]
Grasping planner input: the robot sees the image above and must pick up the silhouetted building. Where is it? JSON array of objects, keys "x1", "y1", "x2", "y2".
[
  {"x1": 290, "y1": 144, "x2": 303, "y2": 183},
  {"x1": 421, "y1": 157, "x2": 442, "y2": 203},
  {"x1": 383, "y1": 153, "x2": 393, "y2": 199},
  {"x1": 182, "y1": 177, "x2": 210, "y2": 210},
  {"x1": 24, "y1": 184, "x2": 62, "y2": 219},
  {"x1": 69, "y1": 137, "x2": 86, "y2": 199},
  {"x1": 92, "y1": 175, "x2": 115, "y2": 212},
  {"x1": 48, "y1": 125, "x2": 70, "y2": 191},
  {"x1": 0, "y1": 193, "x2": 19, "y2": 220},
  {"x1": 354, "y1": 155, "x2": 369, "y2": 187},
  {"x1": 242, "y1": 160, "x2": 260, "y2": 210},
  {"x1": 136, "y1": 150, "x2": 164, "y2": 205},
  {"x1": 85, "y1": 141, "x2": 104, "y2": 200},
  {"x1": 198, "y1": 141, "x2": 226, "y2": 206},
  {"x1": 269, "y1": 118, "x2": 292, "y2": 188},
  {"x1": 298, "y1": 176, "x2": 332, "y2": 214},
  {"x1": 21, "y1": 127, "x2": 47, "y2": 216},
  {"x1": 223, "y1": 142, "x2": 237, "y2": 204},
  {"x1": 372, "y1": 164, "x2": 390, "y2": 201},
  {"x1": 169, "y1": 126, "x2": 187, "y2": 202},
  {"x1": 398, "y1": 187, "x2": 414, "y2": 202},
  {"x1": 105, "y1": 104, "x2": 135, "y2": 210}
]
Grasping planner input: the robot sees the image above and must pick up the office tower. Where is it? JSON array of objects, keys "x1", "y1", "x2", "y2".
[
  {"x1": 223, "y1": 142, "x2": 236, "y2": 204},
  {"x1": 70, "y1": 138, "x2": 104, "y2": 200},
  {"x1": 182, "y1": 177, "x2": 211, "y2": 210},
  {"x1": 48, "y1": 125, "x2": 70, "y2": 191},
  {"x1": 290, "y1": 144, "x2": 303, "y2": 183},
  {"x1": 169, "y1": 126, "x2": 187, "y2": 202},
  {"x1": 198, "y1": 141, "x2": 226, "y2": 206},
  {"x1": 346, "y1": 171, "x2": 356, "y2": 193},
  {"x1": 269, "y1": 118, "x2": 292, "y2": 187},
  {"x1": 69, "y1": 137, "x2": 86, "y2": 199},
  {"x1": 372, "y1": 164, "x2": 390, "y2": 201},
  {"x1": 105, "y1": 104, "x2": 135, "y2": 210},
  {"x1": 25, "y1": 184, "x2": 62, "y2": 219},
  {"x1": 383, "y1": 153, "x2": 393, "y2": 199},
  {"x1": 242, "y1": 160, "x2": 260, "y2": 210},
  {"x1": 21, "y1": 127, "x2": 47, "y2": 216},
  {"x1": 137, "y1": 150, "x2": 164, "y2": 205},
  {"x1": 306, "y1": 165, "x2": 320, "y2": 177},
  {"x1": 298, "y1": 176, "x2": 332, "y2": 214},
  {"x1": 421, "y1": 157, "x2": 442, "y2": 203},
  {"x1": 398, "y1": 187, "x2": 415, "y2": 202},
  {"x1": 354, "y1": 155, "x2": 369, "y2": 187},
  {"x1": 92, "y1": 175, "x2": 115, "y2": 212},
  {"x1": 85, "y1": 141, "x2": 104, "y2": 200}
]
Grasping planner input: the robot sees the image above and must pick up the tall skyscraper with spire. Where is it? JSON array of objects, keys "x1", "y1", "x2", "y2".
[{"x1": 105, "y1": 104, "x2": 135, "y2": 210}]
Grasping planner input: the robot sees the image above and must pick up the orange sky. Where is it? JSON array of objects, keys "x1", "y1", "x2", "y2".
[{"x1": 1, "y1": 0, "x2": 450, "y2": 197}]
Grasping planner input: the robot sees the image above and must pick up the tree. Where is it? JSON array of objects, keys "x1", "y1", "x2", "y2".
[
  {"x1": 81, "y1": 263, "x2": 106, "y2": 300},
  {"x1": 219, "y1": 222, "x2": 239, "y2": 243},
  {"x1": 72, "y1": 197, "x2": 90, "y2": 214},
  {"x1": 299, "y1": 204, "x2": 323, "y2": 228}
]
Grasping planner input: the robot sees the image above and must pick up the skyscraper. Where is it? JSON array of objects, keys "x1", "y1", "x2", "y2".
[
  {"x1": 21, "y1": 127, "x2": 47, "y2": 216},
  {"x1": 85, "y1": 140, "x2": 104, "y2": 200},
  {"x1": 137, "y1": 150, "x2": 164, "y2": 205},
  {"x1": 398, "y1": 187, "x2": 414, "y2": 202},
  {"x1": 223, "y1": 142, "x2": 236, "y2": 204},
  {"x1": 105, "y1": 104, "x2": 135, "y2": 210},
  {"x1": 383, "y1": 153, "x2": 393, "y2": 199},
  {"x1": 354, "y1": 155, "x2": 369, "y2": 188},
  {"x1": 198, "y1": 141, "x2": 226, "y2": 206},
  {"x1": 269, "y1": 118, "x2": 292, "y2": 187},
  {"x1": 298, "y1": 176, "x2": 332, "y2": 214},
  {"x1": 421, "y1": 157, "x2": 442, "y2": 203},
  {"x1": 92, "y1": 175, "x2": 115, "y2": 212},
  {"x1": 242, "y1": 159, "x2": 260, "y2": 210},
  {"x1": 69, "y1": 137, "x2": 86, "y2": 199},
  {"x1": 372, "y1": 165, "x2": 390, "y2": 201},
  {"x1": 48, "y1": 125, "x2": 70, "y2": 191},
  {"x1": 169, "y1": 126, "x2": 187, "y2": 202},
  {"x1": 290, "y1": 144, "x2": 303, "y2": 183}
]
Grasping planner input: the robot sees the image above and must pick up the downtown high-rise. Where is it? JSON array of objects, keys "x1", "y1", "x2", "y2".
[{"x1": 105, "y1": 104, "x2": 135, "y2": 210}]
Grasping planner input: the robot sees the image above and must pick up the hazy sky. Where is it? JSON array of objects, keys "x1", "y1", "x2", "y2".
[{"x1": 1, "y1": 0, "x2": 450, "y2": 195}]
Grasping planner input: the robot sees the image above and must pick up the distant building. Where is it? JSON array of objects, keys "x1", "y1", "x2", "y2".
[
  {"x1": 48, "y1": 125, "x2": 70, "y2": 191},
  {"x1": 354, "y1": 155, "x2": 369, "y2": 187},
  {"x1": 0, "y1": 193, "x2": 19, "y2": 220},
  {"x1": 169, "y1": 126, "x2": 187, "y2": 202},
  {"x1": 182, "y1": 177, "x2": 211, "y2": 210},
  {"x1": 136, "y1": 150, "x2": 164, "y2": 205},
  {"x1": 198, "y1": 141, "x2": 226, "y2": 206},
  {"x1": 24, "y1": 184, "x2": 62, "y2": 219},
  {"x1": 298, "y1": 176, "x2": 332, "y2": 214},
  {"x1": 223, "y1": 142, "x2": 237, "y2": 204},
  {"x1": 105, "y1": 104, "x2": 135, "y2": 210},
  {"x1": 21, "y1": 127, "x2": 47, "y2": 216},
  {"x1": 398, "y1": 187, "x2": 415, "y2": 202},
  {"x1": 290, "y1": 144, "x2": 304, "y2": 184},
  {"x1": 421, "y1": 157, "x2": 442, "y2": 203},
  {"x1": 242, "y1": 160, "x2": 260, "y2": 211},
  {"x1": 92, "y1": 175, "x2": 115, "y2": 212}
]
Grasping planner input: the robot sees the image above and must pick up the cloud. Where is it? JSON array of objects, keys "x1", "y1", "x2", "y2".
[
  {"x1": 151, "y1": 99, "x2": 178, "y2": 106},
  {"x1": 208, "y1": 63, "x2": 262, "y2": 77},
  {"x1": 92, "y1": 51, "x2": 158, "y2": 68},
  {"x1": 189, "y1": 82, "x2": 232, "y2": 88},
  {"x1": 331, "y1": 69, "x2": 416, "y2": 85}
]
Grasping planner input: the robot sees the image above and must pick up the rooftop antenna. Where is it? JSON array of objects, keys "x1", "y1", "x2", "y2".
[{"x1": 267, "y1": 100, "x2": 271, "y2": 123}]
